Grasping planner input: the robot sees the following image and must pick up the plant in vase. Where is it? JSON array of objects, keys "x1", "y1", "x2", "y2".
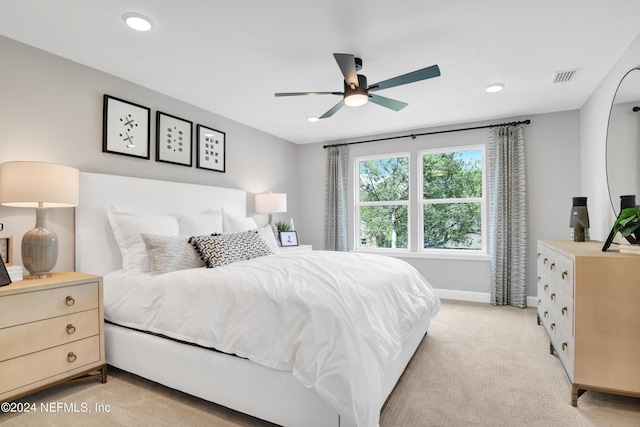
[{"x1": 613, "y1": 207, "x2": 640, "y2": 244}]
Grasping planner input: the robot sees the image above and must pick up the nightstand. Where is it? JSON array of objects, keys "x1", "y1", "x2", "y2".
[
  {"x1": 0, "y1": 271, "x2": 106, "y2": 402},
  {"x1": 279, "y1": 244, "x2": 313, "y2": 252}
]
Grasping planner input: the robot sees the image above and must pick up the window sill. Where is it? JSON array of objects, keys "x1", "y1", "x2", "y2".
[{"x1": 353, "y1": 248, "x2": 490, "y2": 261}]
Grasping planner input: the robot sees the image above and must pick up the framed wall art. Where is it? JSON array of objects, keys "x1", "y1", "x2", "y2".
[
  {"x1": 102, "y1": 95, "x2": 150, "y2": 159},
  {"x1": 196, "y1": 124, "x2": 226, "y2": 173},
  {"x1": 156, "y1": 111, "x2": 193, "y2": 167}
]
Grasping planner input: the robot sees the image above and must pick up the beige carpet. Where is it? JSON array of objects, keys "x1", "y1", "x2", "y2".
[{"x1": 2, "y1": 300, "x2": 639, "y2": 426}]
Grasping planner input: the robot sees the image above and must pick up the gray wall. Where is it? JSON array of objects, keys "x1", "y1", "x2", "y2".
[
  {"x1": 0, "y1": 36, "x2": 299, "y2": 273},
  {"x1": 299, "y1": 111, "x2": 582, "y2": 297},
  {"x1": 580, "y1": 32, "x2": 640, "y2": 241}
]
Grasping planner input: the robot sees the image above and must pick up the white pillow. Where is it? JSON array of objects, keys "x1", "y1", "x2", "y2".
[
  {"x1": 177, "y1": 211, "x2": 223, "y2": 235},
  {"x1": 256, "y1": 226, "x2": 280, "y2": 253},
  {"x1": 222, "y1": 208, "x2": 258, "y2": 233},
  {"x1": 107, "y1": 204, "x2": 180, "y2": 276}
]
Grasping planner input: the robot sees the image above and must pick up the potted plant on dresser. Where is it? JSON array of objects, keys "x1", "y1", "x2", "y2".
[{"x1": 614, "y1": 207, "x2": 640, "y2": 254}]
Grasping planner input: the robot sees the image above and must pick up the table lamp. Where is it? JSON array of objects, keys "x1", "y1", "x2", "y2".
[
  {"x1": 255, "y1": 192, "x2": 287, "y2": 237},
  {"x1": 0, "y1": 161, "x2": 79, "y2": 278}
]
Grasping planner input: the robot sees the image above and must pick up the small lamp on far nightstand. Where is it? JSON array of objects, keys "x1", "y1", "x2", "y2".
[
  {"x1": 0, "y1": 161, "x2": 79, "y2": 278},
  {"x1": 255, "y1": 192, "x2": 287, "y2": 238}
]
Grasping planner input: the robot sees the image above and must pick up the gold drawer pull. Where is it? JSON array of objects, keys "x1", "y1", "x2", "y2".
[
  {"x1": 561, "y1": 307, "x2": 568, "y2": 316},
  {"x1": 67, "y1": 352, "x2": 77, "y2": 363},
  {"x1": 550, "y1": 293, "x2": 556, "y2": 300},
  {"x1": 544, "y1": 284, "x2": 548, "y2": 291},
  {"x1": 544, "y1": 311, "x2": 548, "y2": 318},
  {"x1": 537, "y1": 276, "x2": 541, "y2": 283},
  {"x1": 562, "y1": 271, "x2": 568, "y2": 280},
  {"x1": 66, "y1": 324, "x2": 76, "y2": 335},
  {"x1": 544, "y1": 258, "x2": 548, "y2": 265},
  {"x1": 562, "y1": 342, "x2": 568, "y2": 351},
  {"x1": 537, "y1": 300, "x2": 541, "y2": 306},
  {"x1": 550, "y1": 262, "x2": 556, "y2": 270},
  {"x1": 65, "y1": 296, "x2": 75, "y2": 306},
  {"x1": 550, "y1": 323, "x2": 556, "y2": 330},
  {"x1": 537, "y1": 252, "x2": 541, "y2": 259}
]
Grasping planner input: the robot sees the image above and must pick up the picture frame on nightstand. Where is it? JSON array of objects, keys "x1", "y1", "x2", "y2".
[
  {"x1": 280, "y1": 230, "x2": 298, "y2": 247},
  {"x1": 0, "y1": 234, "x2": 13, "y2": 266},
  {"x1": 0, "y1": 252, "x2": 11, "y2": 287}
]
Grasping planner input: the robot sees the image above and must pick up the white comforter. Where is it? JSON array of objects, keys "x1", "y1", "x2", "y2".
[{"x1": 104, "y1": 250, "x2": 440, "y2": 427}]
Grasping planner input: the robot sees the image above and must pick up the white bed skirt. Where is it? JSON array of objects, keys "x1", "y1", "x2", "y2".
[{"x1": 105, "y1": 310, "x2": 432, "y2": 427}]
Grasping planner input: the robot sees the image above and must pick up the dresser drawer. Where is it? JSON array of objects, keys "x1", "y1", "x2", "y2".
[
  {"x1": 0, "y1": 335, "x2": 101, "y2": 395},
  {"x1": 0, "y1": 282, "x2": 99, "y2": 329},
  {"x1": 537, "y1": 242, "x2": 574, "y2": 298},
  {"x1": 0, "y1": 309, "x2": 100, "y2": 362}
]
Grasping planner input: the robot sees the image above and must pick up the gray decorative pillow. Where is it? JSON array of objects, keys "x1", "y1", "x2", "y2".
[
  {"x1": 141, "y1": 234, "x2": 206, "y2": 275},
  {"x1": 189, "y1": 230, "x2": 273, "y2": 268}
]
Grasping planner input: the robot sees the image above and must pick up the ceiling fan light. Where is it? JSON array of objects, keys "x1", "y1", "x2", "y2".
[
  {"x1": 123, "y1": 13, "x2": 154, "y2": 31},
  {"x1": 344, "y1": 93, "x2": 368, "y2": 107},
  {"x1": 485, "y1": 83, "x2": 505, "y2": 93}
]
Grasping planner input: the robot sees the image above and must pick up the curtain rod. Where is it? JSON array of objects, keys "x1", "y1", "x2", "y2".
[{"x1": 323, "y1": 119, "x2": 531, "y2": 149}]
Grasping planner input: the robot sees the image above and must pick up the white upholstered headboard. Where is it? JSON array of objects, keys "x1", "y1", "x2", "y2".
[{"x1": 76, "y1": 172, "x2": 247, "y2": 276}]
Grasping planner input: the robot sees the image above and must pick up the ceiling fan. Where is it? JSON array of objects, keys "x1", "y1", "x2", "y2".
[{"x1": 275, "y1": 53, "x2": 441, "y2": 119}]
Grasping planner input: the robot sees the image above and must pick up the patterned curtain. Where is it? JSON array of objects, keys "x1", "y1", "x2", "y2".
[
  {"x1": 489, "y1": 125, "x2": 528, "y2": 308},
  {"x1": 324, "y1": 145, "x2": 349, "y2": 251}
]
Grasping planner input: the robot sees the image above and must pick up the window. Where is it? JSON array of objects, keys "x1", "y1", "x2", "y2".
[
  {"x1": 355, "y1": 154, "x2": 409, "y2": 250},
  {"x1": 353, "y1": 145, "x2": 487, "y2": 257},
  {"x1": 419, "y1": 146, "x2": 486, "y2": 253}
]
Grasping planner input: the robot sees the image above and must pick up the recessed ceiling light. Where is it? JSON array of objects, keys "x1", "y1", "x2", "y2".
[
  {"x1": 123, "y1": 13, "x2": 154, "y2": 32},
  {"x1": 485, "y1": 83, "x2": 505, "y2": 93},
  {"x1": 306, "y1": 116, "x2": 319, "y2": 122}
]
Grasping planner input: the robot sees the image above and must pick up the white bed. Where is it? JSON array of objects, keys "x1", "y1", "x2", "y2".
[{"x1": 75, "y1": 172, "x2": 440, "y2": 427}]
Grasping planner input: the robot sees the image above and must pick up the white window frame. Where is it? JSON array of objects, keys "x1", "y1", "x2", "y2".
[
  {"x1": 353, "y1": 152, "x2": 411, "y2": 252},
  {"x1": 417, "y1": 145, "x2": 487, "y2": 256}
]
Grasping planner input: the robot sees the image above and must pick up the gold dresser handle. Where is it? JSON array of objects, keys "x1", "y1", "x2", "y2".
[
  {"x1": 66, "y1": 324, "x2": 76, "y2": 335},
  {"x1": 562, "y1": 271, "x2": 568, "y2": 280},
  {"x1": 544, "y1": 258, "x2": 548, "y2": 265},
  {"x1": 562, "y1": 307, "x2": 568, "y2": 316},
  {"x1": 67, "y1": 352, "x2": 77, "y2": 363},
  {"x1": 544, "y1": 311, "x2": 548, "y2": 318},
  {"x1": 550, "y1": 323, "x2": 556, "y2": 330},
  {"x1": 65, "y1": 296, "x2": 75, "y2": 306},
  {"x1": 562, "y1": 342, "x2": 568, "y2": 351},
  {"x1": 550, "y1": 262, "x2": 556, "y2": 271},
  {"x1": 550, "y1": 293, "x2": 556, "y2": 300},
  {"x1": 544, "y1": 284, "x2": 548, "y2": 291}
]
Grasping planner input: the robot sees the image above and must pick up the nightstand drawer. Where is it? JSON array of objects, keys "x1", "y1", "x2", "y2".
[
  {"x1": 0, "y1": 335, "x2": 101, "y2": 395},
  {"x1": 0, "y1": 282, "x2": 99, "y2": 329},
  {"x1": 0, "y1": 309, "x2": 100, "y2": 362}
]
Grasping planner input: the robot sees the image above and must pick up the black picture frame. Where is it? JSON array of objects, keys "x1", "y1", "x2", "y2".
[
  {"x1": 102, "y1": 95, "x2": 150, "y2": 159},
  {"x1": 156, "y1": 111, "x2": 193, "y2": 167},
  {"x1": 280, "y1": 231, "x2": 299, "y2": 247},
  {"x1": 196, "y1": 124, "x2": 226, "y2": 173},
  {"x1": 0, "y1": 254, "x2": 11, "y2": 287}
]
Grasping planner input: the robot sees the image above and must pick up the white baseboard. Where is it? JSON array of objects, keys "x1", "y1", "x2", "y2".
[{"x1": 435, "y1": 288, "x2": 538, "y2": 307}]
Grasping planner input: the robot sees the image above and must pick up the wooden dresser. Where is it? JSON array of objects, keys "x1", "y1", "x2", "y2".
[
  {"x1": 536, "y1": 240, "x2": 640, "y2": 406},
  {"x1": 0, "y1": 272, "x2": 106, "y2": 402}
]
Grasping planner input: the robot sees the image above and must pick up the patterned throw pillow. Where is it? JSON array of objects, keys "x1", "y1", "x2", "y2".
[{"x1": 189, "y1": 230, "x2": 273, "y2": 268}]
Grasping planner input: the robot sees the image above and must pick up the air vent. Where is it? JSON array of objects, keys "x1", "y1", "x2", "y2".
[{"x1": 552, "y1": 69, "x2": 580, "y2": 84}]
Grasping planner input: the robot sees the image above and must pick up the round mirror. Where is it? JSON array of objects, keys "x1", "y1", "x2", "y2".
[{"x1": 606, "y1": 68, "x2": 640, "y2": 215}]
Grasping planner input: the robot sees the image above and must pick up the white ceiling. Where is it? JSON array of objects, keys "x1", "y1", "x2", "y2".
[{"x1": 1, "y1": 0, "x2": 639, "y2": 144}]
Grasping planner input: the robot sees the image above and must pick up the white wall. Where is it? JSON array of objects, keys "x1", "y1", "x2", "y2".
[
  {"x1": 580, "y1": 33, "x2": 640, "y2": 241},
  {"x1": 299, "y1": 111, "x2": 581, "y2": 297},
  {"x1": 0, "y1": 36, "x2": 299, "y2": 273}
]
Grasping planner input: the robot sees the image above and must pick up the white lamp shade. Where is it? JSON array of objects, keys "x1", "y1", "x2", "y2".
[
  {"x1": 0, "y1": 161, "x2": 79, "y2": 208},
  {"x1": 255, "y1": 192, "x2": 287, "y2": 213}
]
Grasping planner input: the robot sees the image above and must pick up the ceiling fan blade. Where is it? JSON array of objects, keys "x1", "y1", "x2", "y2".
[
  {"x1": 333, "y1": 53, "x2": 359, "y2": 87},
  {"x1": 275, "y1": 91, "x2": 342, "y2": 97},
  {"x1": 319, "y1": 100, "x2": 345, "y2": 119},
  {"x1": 368, "y1": 94, "x2": 408, "y2": 111},
  {"x1": 369, "y1": 64, "x2": 441, "y2": 92}
]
